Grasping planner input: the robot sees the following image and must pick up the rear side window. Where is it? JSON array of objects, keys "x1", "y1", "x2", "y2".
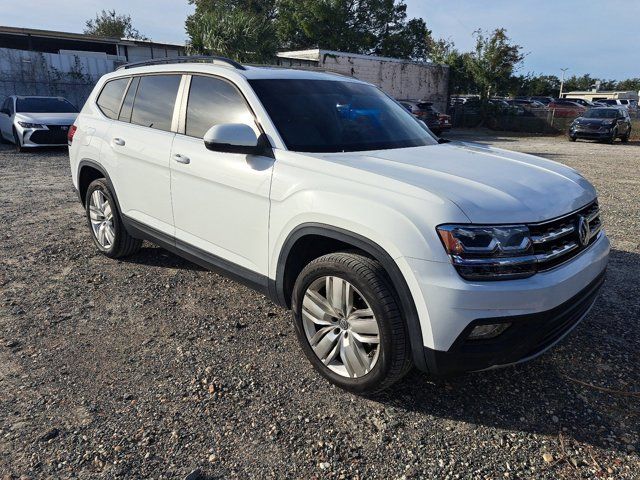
[
  {"x1": 96, "y1": 78, "x2": 129, "y2": 119},
  {"x1": 118, "y1": 77, "x2": 139, "y2": 123},
  {"x1": 131, "y1": 75, "x2": 181, "y2": 132},
  {"x1": 185, "y1": 75, "x2": 255, "y2": 138}
]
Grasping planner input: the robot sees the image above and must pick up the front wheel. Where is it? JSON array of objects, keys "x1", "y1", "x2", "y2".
[
  {"x1": 568, "y1": 134, "x2": 577, "y2": 142},
  {"x1": 621, "y1": 129, "x2": 630, "y2": 143},
  {"x1": 608, "y1": 129, "x2": 618, "y2": 144},
  {"x1": 85, "y1": 178, "x2": 141, "y2": 258},
  {"x1": 292, "y1": 252, "x2": 412, "y2": 394},
  {"x1": 13, "y1": 128, "x2": 23, "y2": 152}
]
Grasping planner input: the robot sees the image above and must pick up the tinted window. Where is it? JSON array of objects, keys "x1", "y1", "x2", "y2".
[
  {"x1": 96, "y1": 79, "x2": 129, "y2": 119},
  {"x1": 249, "y1": 79, "x2": 437, "y2": 152},
  {"x1": 185, "y1": 75, "x2": 255, "y2": 138},
  {"x1": 131, "y1": 75, "x2": 181, "y2": 132},
  {"x1": 118, "y1": 77, "x2": 139, "y2": 123},
  {"x1": 16, "y1": 97, "x2": 77, "y2": 113}
]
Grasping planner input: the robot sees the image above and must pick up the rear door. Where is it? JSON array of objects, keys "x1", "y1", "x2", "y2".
[
  {"x1": 103, "y1": 74, "x2": 183, "y2": 236},
  {"x1": 169, "y1": 74, "x2": 274, "y2": 276}
]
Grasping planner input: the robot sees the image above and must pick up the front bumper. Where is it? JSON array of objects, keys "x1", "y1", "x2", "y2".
[
  {"x1": 571, "y1": 127, "x2": 613, "y2": 139},
  {"x1": 403, "y1": 230, "x2": 610, "y2": 376},
  {"x1": 17, "y1": 125, "x2": 70, "y2": 147},
  {"x1": 423, "y1": 270, "x2": 605, "y2": 376}
]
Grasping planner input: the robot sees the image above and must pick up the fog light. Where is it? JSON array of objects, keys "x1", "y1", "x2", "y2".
[{"x1": 468, "y1": 323, "x2": 511, "y2": 340}]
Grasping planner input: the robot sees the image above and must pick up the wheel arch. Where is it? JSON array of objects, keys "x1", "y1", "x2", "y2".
[
  {"x1": 77, "y1": 160, "x2": 121, "y2": 210},
  {"x1": 273, "y1": 223, "x2": 428, "y2": 371}
]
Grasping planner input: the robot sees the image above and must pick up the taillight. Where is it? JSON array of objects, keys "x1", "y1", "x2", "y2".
[{"x1": 67, "y1": 124, "x2": 77, "y2": 144}]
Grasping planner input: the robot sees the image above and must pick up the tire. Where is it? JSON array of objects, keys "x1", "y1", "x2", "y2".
[
  {"x1": 292, "y1": 252, "x2": 412, "y2": 394},
  {"x1": 621, "y1": 129, "x2": 630, "y2": 143},
  {"x1": 568, "y1": 134, "x2": 576, "y2": 142},
  {"x1": 608, "y1": 129, "x2": 617, "y2": 144},
  {"x1": 85, "y1": 178, "x2": 141, "y2": 258},
  {"x1": 13, "y1": 128, "x2": 23, "y2": 152}
]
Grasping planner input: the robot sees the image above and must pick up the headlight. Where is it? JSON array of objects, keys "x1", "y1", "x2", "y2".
[
  {"x1": 18, "y1": 121, "x2": 45, "y2": 128},
  {"x1": 437, "y1": 225, "x2": 536, "y2": 280}
]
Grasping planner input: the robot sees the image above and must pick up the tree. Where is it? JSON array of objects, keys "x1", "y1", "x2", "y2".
[
  {"x1": 84, "y1": 10, "x2": 147, "y2": 40},
  {"x1": 617, "y1": 78, "x2": 640, "y2": 91},
  {"x1": 186, "y1": 9, "x2": 278, "y2": 62},
  {"x1": 427, "y1": 38, "x2": 476, "y2": 95},
  {"x1": 465, "y1": 28, "x2": 524, "y2": 100},
  {"x1": 511, "y1": 74, "x2": 560, "y2": 97},
  {"x1": 186, "y1": 0, "x2": 433, "y2": 62},
  {"x1": 275, "y1": 0, "x2": 432, "y2": 60}
]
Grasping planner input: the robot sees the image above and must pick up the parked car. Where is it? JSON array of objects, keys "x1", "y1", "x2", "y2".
[
  {"x1": 548, "y1": 99, "x2": 587, "y2": 118},
  {"x1": 399, "y1": 100, "x2": 451, "y2": 135},
  {"x1": 0, "y1": 95, "x2": 78, "y2": 152},
  {"x1": 598, "y1": 98, "x2": 638, "y2": 116},
  {"x1": 569, "y1": 107, "x2": 632, "y2": 143},
  {"x1": 507, "y1": 99, "x2": 547, "y2": 113},
  {"x1": 529, "y1": 96, "x2": 554, "y2": 105},
  {"x1": 69, "y1": 58, "x2": 609, "y2": 393},
  {"x1": 563, "y1": 98, "x2": 596, "y2": 108},
  {"x1": 490, "y1": 98, "x2": 524, "y2": 115}
]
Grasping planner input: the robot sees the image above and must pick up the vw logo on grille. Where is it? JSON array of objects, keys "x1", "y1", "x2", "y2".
[
  {"x1": 61, "y1": 126, "x2": 69, "y2": 131},
  {"x1": 577, "y1": 215, "x2": 591, "y2": 247}
]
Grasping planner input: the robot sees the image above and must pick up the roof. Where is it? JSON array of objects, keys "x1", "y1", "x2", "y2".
[
  {"x1": 0, "y1": 25, "x2": 183, "y2": 48},
  {"x1": 104, "y1": 62, "x2": 366, "y2": 83}
]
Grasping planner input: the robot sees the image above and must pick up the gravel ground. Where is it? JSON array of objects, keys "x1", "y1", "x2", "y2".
[{"x1": 0, "y1": 132, "x2": 638, "y2": 479}]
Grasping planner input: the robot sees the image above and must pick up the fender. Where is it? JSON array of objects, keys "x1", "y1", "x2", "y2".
[
  {"x1": 77, "y1": 159, "x2": 121, "y2": 210},
  {"x1": 273, "y1": 223, "x2": 428, "y2": 372}
]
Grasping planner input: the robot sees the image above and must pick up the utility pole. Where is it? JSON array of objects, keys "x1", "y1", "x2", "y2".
[{"x1": 559, "y1": 68, "x2": 569, "y2": 99}]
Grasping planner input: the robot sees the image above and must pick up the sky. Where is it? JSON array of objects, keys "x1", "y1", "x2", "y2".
[{"x1": 2, "y1": 0, "x2": 638, "y2": 80}]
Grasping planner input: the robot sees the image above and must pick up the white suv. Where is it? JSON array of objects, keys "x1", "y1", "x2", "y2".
[{"x1": 69, "y1": 57, "x2": 610, "y2": 393}]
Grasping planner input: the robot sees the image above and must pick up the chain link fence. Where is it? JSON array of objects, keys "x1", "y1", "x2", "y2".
[{"x1": 448, "y1": 103, "x2": 639, "y2": 139}]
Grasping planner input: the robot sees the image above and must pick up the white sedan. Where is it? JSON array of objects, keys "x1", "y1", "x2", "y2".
[{"x1": 0, "y1": 96, "x2": 78, "y2": 152}]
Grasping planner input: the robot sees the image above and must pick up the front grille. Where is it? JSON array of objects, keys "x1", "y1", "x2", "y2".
[
  {"x1": 528, "y1": 200, "x2": 602, "y2": 271},
  {"x1": 29, "y1": 125, "x2": 70, "y2": 145}
]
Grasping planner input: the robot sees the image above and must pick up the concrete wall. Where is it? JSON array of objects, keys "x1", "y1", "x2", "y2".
[{"x1": 278, "y1": 49, "x2": 449, "y2": 111}]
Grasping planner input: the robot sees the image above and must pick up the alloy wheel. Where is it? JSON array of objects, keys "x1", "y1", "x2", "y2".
[
  {"x1": 301, "y1": 276, "x2": 380, "y2": 378},
  {"x1": 89, "y1": 190, "x2": 115, "y2": 249}
]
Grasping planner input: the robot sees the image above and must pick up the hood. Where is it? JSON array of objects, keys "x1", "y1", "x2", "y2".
[
  {"x1": 308, "y1": 142, "x2": 596, "y2": 224},
  {"x1": 15, "y1": 112, "x2": 77, "y2": 125}
]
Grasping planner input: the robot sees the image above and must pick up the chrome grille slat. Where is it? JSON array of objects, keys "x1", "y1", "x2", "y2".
[
  {"x1": 530, "y1": 200, "x2": 601, "y2": 272},
  {"x1": 531, "y1": 224, "x2": 575, "y2": 244}
]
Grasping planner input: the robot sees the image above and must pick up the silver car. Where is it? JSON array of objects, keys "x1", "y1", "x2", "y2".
[{"x1": 0, "y1": 96, "x2": 78, "y2": 152}]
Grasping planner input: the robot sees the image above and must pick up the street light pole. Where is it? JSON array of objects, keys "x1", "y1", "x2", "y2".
[{"x1": 559, "y1": 68, "x2": 569, "y2": 99}]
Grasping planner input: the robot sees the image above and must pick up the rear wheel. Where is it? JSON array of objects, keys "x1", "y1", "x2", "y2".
[
  {"x1": 85, "y1": 178, "x2": 141, "y2": 258},
  {"x1": 292, "y1": 252, "x2": 412, "y2": 394}
]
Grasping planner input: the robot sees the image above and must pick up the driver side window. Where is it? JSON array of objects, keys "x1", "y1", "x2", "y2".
[{"x1": 185, "y1": 75, "x2": 256, "y2": 139}]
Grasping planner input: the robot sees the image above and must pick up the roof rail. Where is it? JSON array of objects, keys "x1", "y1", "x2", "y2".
[{"x1": 116, "y1": 55, "x2": 246, "y2": 71}]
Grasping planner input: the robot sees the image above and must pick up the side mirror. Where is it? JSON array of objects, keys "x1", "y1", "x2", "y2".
[{"x1": 203, "y1": 123, "x2": 264, "y2": 155}]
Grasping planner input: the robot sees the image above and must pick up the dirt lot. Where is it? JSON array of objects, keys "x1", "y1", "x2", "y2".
[{"x1": 1, "y1": 132, "x2": 638, "y2": 479}]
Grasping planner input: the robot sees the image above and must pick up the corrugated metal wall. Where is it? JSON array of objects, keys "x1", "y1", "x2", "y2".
[{"x1": 0, "y1": 48, "x2": 121, "y2": 108}]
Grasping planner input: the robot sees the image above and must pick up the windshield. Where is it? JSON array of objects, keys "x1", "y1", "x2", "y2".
[
  {"x1": 16, "y1": 97, "x2": 77, "y2": 113},
  {"x1": 583, "y1": 108, "x2": 618, "y2": 119},
  {"x1": 249, "y1": 79, "x2": 437, "y2": 152}
]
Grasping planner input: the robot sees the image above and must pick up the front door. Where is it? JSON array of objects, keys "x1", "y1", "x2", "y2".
[{"x1": 169, "y1": 74, "x2": 274, "y2": 276}]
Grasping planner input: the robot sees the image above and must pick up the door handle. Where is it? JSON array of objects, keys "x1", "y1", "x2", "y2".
[
  {"x1": 112, "y1": 137, "x2": 125, "y2": 146},
  {"x1": 173, "y1": 154, "x2": 190, "y2": 164}
]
